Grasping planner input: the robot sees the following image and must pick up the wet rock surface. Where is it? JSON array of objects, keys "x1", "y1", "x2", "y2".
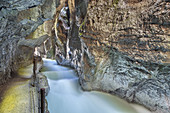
[
  {"x1": 81, "y1": 50, "x2": 170, "y2": 112},
  {"x1": 0, "y1": 0, "x2": 56, "y2": 85},
  {"x1": 0, "y1": 0, "x2": 169, "y2": 112},
  {"x1": 54, "y1": 0, "x2": 170, "y2": 112},
  {"x1": 0, "y1": 62, "x2": 43, "y2": 113}
]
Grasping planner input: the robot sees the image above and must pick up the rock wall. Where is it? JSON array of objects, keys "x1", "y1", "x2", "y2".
[
  {"x1": 80, "y1": 0, "x2": 170, "y2": 112},
  {"x1": 0, "y1": 0, "x2": 57, "y2": 85},
  {"x1": 54, "y1": 0, "x2": 170, "y2": 112},
  {"x1": 2, "y1": 0, "x2": 168, "y2": 112},
  {"x1": 54, "y1": 0, "x2": 88, "y2": 75}
]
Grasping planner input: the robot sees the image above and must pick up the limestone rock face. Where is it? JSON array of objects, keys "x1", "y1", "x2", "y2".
[
  {"x1": 0, "y1": 0, "x2": 56, "y2": 84},
  {"x1": 79, "y1": 0, "x2": 170, "y2": 112},
  {"x1": 54, "y1": 0, "x2": 88, "y2": 76},
  {"x1": 85, "y1": 0, "x2": 169, "y2": 62},
  {"x1": 54, "y1": 0, "x2": 170, "y2": 112}
]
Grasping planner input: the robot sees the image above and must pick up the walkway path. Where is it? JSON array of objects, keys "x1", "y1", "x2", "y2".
[{"x1": 0, "y1": 63, "x2": 41, "y2": 113}]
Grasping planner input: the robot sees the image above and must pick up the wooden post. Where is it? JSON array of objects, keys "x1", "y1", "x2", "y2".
[
  {"x1": 41, "y1": 88, "x2": 45, "y2": 113},
  {"x1": 32, "y1": 48, "x2": 37, "y2": 87}
]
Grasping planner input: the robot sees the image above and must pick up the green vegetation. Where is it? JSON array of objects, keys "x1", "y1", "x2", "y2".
[
  {"x1": 79, "y1": 18, "x2": 86, "y2": 36},
  {"x1": 113, "y1": 0, "x2": 119, "y2": 5}
]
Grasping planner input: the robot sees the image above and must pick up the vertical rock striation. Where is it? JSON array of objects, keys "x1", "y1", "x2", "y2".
[
  {"x1": 79, "y1": 0, "x2": 170, "y2": 112},
  {"x1": 0, "y1": 0, "x2": 169, "y2": 112},
  {"x1": 54, "y1": 0, "x2": 170, "y2": 112},
  {"x1": 54, "y1": 0, "x2": 88, "y2": 76}
]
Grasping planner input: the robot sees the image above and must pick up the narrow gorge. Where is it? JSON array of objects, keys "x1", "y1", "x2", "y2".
[{"x1": 0, "y1": 0, "x2": 169, "y2": 113}]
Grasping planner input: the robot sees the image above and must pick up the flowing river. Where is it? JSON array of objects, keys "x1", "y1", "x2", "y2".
[{"x1": 41, "y1": 59, "x2": 151, "y2": 113}]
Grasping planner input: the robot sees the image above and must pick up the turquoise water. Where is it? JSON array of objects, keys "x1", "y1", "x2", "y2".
[{"x1": 42, "y1": 59, "x2": 150, "y2": 113}]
